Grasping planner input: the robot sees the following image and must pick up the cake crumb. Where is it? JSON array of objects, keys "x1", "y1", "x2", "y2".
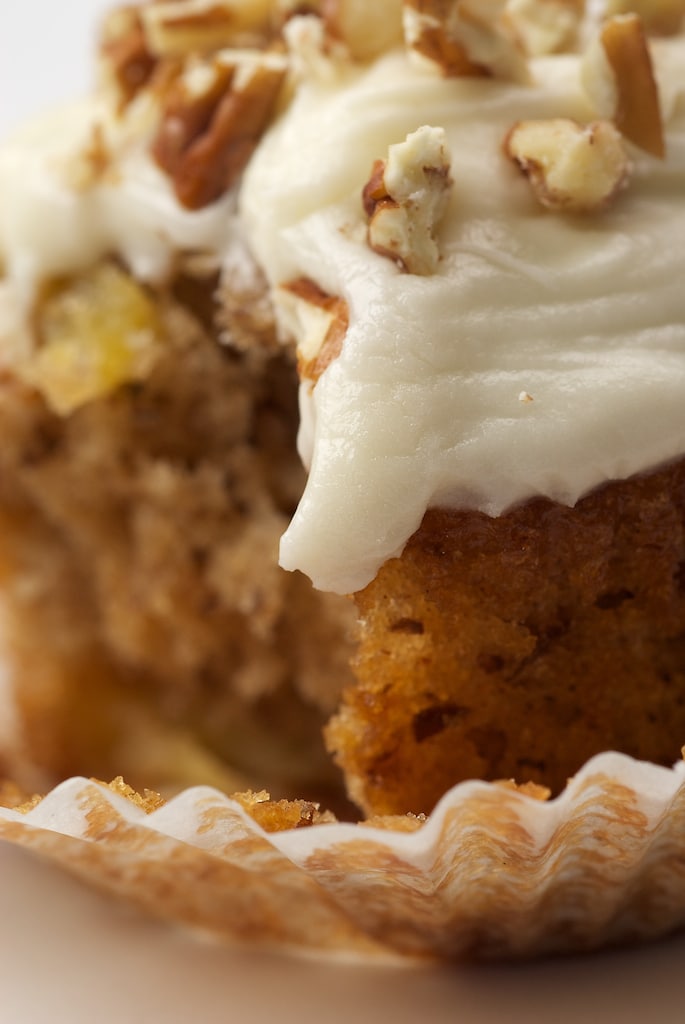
[
  {"x1": 101, "y1": 776, "x2": 166, "y2": 813},
  {"x1": 0, "y1": 780, "x2": 43, "y2": 813},
  {"x1": 231, "y1": 789, "x2": 337, "y2": 831},
  {"x1": 361, "y1": 812, "x2": 427, "y2": 832},
  {"x1": 495, "y1": 779, "x2": 551, "y2": 800}
]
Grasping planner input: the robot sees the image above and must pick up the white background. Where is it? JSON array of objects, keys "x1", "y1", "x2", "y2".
[{"x1": 1, "y1": 3, "x2": 685, "y2": 1020}]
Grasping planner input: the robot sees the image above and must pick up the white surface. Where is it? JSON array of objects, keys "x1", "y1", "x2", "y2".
[
  {"x1": 2, "y1": 4, "x2": 685, "y2": 1020},
  {"x1": 0, "y1": 1, "x2": 105, "y2": 139}
]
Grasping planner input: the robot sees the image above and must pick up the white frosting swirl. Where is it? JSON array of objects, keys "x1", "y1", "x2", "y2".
[{"x1": 240, "y1": 46, "x2": 685, "y2": 593}]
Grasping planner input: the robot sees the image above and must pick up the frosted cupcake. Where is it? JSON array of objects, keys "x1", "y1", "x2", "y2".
[{"x1": 1, "y1": 0, "x2": 685, "y2": 959}]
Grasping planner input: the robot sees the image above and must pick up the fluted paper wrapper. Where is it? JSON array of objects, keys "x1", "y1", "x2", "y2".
[{"x1": 2, "y1": 751, "x2": 685, "y2": 961}]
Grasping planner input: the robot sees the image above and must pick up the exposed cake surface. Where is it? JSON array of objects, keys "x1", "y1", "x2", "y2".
[{"x1": 329, "y1": 457, "x2": 685, "y2": 815}]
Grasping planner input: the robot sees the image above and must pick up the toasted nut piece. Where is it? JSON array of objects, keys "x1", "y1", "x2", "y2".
[
  {"x1": 152, "y1": 50, "x2": 288, "y2": 209},
  {"x1": 582, "y1": 14, "x2": 664, "y2": 158},
  {"x1": 584, "y1": 14, "x2": 665, "y2": 157},
  {"x1": 507, "y1": 0, "x2": 584, "y2": 56},
  {"x1": 403, "y1": 1, "x2": 486, "y2": 76},
  {"x1": 141, "y1": 0, "x2": 274, "y2": 58},
  {"x1": 604, "y1": 0, "x2": 685, "y2": 35},
  {"x1": 277, "y1": 278, "x2": 350, "y2": 383},
  {"x1": 324, "y1": 0, "x2": 405, "y2": 59},
  {"x1": 100, "y1": 5, "x2": 158, "y2": 107},
  {"x1": 403, "y1": 0, "x2": 529, "y2": 82},
  {"x1": 363, "y1": 125, "x2": 452, "y2": 275},
  {"x1": 277, "y1": 1, "x2": 404, "y2": 60},
  {"x1": 152, "y1": 58, "x2": 235, "y2": 176},
  {"x1": 504, "y1": 118, "x2": 631, "y2": 212},
  {"x1": 282, "y1": 14, "x2": 345, "y2": 82}
]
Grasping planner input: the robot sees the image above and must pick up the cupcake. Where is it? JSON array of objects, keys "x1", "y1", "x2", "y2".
[{"x1": 1, "y1": 0, "x2": 685, "y2": 959}]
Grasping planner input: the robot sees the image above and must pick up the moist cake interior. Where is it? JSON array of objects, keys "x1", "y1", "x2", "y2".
[
  {"x1": 331, "y1": 459, "x2": 685, "y2": 816},
  {"x1": 0, "y1": 261, "x2": 356, "y2": 808}
]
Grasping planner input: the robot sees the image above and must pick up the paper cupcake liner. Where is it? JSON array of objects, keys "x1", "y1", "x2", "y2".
[{"x1": 2, "y1": 751, "x2": 685, "y2": 961}]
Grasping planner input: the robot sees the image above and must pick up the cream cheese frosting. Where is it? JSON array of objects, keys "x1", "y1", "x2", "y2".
[
  {"x1": 243, "y1": 43, "x2": 685, "y2": 592},
  {"x1": 0, "y1": 98, "x2": 237, "y2": 310},
  {"x1": 1, "y1": 19, "x2": 685, "y2": 595}
]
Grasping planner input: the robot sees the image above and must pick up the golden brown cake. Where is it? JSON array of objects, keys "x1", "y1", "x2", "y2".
[
  {"x1": 0, "y1": 0, "x2": 684, "y2": 828},
  {"x1": 329, "y1": 458, "x2": 685, "y2": 815}
]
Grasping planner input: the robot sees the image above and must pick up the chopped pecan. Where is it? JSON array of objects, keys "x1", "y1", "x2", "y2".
[
  {"x1": 141, "y1": 0, "x2": 274, "y2": 58},
  {"x1": 323, "y1": 0, "x2": 405, "y2": 60},
  {"x1": 100, "y1": 5, "x2": 158, "y2": 107},
  {"x1": 507, "y1": 0, "x2": 584, "y2": 56},
  {"x1": 402, "y1": 0, "x2": 529, "y2": 81},
  {"x1": 277, "y1": 1, "x2": 404, "y2": 60},
  {"x1": 504, "y1": 118, "x2": 631, "y2": 213},
  {"x1": 363, "y1": 125, "x2": 452, "y2": 275},
  {"x1": 282, "y1": 13, "x2": 344, "y2": 81},
  {"x1": 277, "y1": 277, "x2": 349, "y2": 384},
  {"x1": 362, "y1": 159, "x2": 389, "y2": 217},
  {"x1": 582, "y1": 13, "x2": 665, "y2": 158},
  {"x1": 152, "y1": 51, "x2": 288, "y2": 210},
  {"x1": 604, "y1": 0, "x2": 685, "y2": 36}
]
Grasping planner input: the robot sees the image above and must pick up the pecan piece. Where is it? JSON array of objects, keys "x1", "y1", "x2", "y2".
[
  {"x1": 507, "y1": 0, "x2": 584, "y2": 56},
  {"x1": 277, "y1": 277, "x2": 349, "y2": 384},
  {"x1": 322, "y1": 0, "x2": 405, "y2": 60},
  {"x1": 582, "y1": 13, "x2": 665, "y2": 158},
  {"x1": 504, "y1": 118, "x2": 631, "y2": 213},
  {"x1": 100, "y1": 5, "x2": 158, "y2": 107},
  {"x1": 152, "y1": 51, "x2": 288, "y2": 210},
  {"x1": 604, "y1": 0, "x2": 685, "y2": 36},
  {"x1": 402, "y1": 0, "x2": 529, "y2": 81},
  {"x1": 278, "y1": 0, "x2": 404, "y2": 60},
  {"x1": 363, "y1": 125, "x2": 452, "y2": 275},
  {"x1": 141, "y1": 0, "x2": 275, "y2": 57}
]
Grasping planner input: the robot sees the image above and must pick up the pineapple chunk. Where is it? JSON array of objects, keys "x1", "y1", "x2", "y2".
[{"x1": 28, "y1": 263, "x2": 162, "y2": 416}]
